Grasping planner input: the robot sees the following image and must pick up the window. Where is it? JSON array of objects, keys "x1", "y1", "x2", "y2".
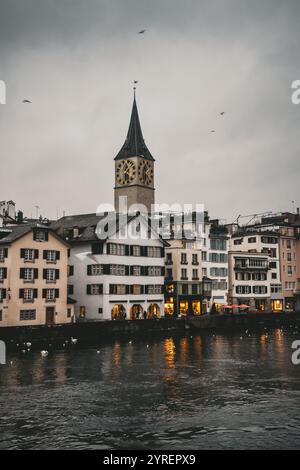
[
  {"x1": 34, "y1": 230, "x2": 48, "y2": 242},
  {"x1": 110, "y1": 264, "x2": 126, "y2": 276},
  {"x1": 166, "y1": 269, "x2": 173, "y2": 279},
  {"x1": 87, "y1": 264, "x2": 103, "y2": 276},
  {"x1": 166, "y1": 253, "x2": 173, "y2": 264},
  {"x1": 261, "y1": 236, "x2": 278, "y2": 244},
  {"x1": 132, "y1": 284, "x2": 141, "y2": 295},
  {"x1": 147, "y1": 247, "x2": 161, "y2": 258},
  {"x1": 0, "y1": 248, "x2": 8, "y2": 262},
  {"x1": 253, "y1": 286, "x2": 268, "y2": 295},
  {"x1": 43, "y1": 250, "x2": 59, "y2": 262},
  {"x1": 45, "y1": 289, "x2": 55, "y2": 301},
  {"x1": 192, "y1": 269, "x2": 199, "y2": 279},
  {"x1": 20, "y1": 310, "x2": 36, "y2": 321},
  {"x1": 272, "y1": 273, "x2": 277, "y2": 280},
  {"x1": 210, "y1": 239, "x2": 227, "y2": 250},
  {"x1": 202, "y1": 251, "x2": 207, "y2": 261},
  {"x1": 252, "y1": 272, "x2": 267, "y2": 281},
  {"x1": 0, "y1": 267, "x2": 7, "y2": 281},
  {"x1": 132, "y1": 266, "x2": 141, "y2": 276},
  {"x1": 0, "y1": 310, "x2": 2, "y2": 321},
  {"x1": 236, "y1": 286, "x2": 251, "y2": 294},
  {"x1": 192, "y1": 254, "x2": 199, "y2": 265},
  {"x1": 234, "y1": 239, "x2": 242, "y2": 245},
  {"x1": 87, "y1": 284, "x2": 103, "y2": 295},
  {"x1": 67, "y1": 308, "x2": 72, "y2": 318},
  {"x1": 0, "y1": 289, "x2": 6, "y2": 302},
  {"x1": 23, "y1": 288, "x2": 35, "y2": 302},
  {"x1": 287, "y1": 240, "x2": 292, "y2": 249},
  {"x1": 248, "y1": 237, "x2": 257, "y2": 243},
  {"x1": 288, "y1": 266, "x2": 293, "y2": 276},
  {"x1": 192, "y1": 284, "x2": 199, "y2": 295},
  {"x1": 68, "y1": 265, "x2": 74, "y2": 276},
  {"x1": 24, "y1": 268, "x2": 34, "y2": 281},
  {"x1": 109, "y1": 284, "x2": 126, "y2": 295},
  {"x1": 148, "y1": 266, "x2": 162, "y2": 276},
  {"x1": 269, "y1": 261, "x2": 277, "y2": 269},
  {"x1": 287, "y1": 252, "x2": 292, "y2": 262},
  {"x1": 181, "y1": 268, "x2": 188, "y2": 280},
  {"x1": 132, "y1": 245, "x2": 141, "y2": 257},
  {"x1": 147, "y1": 285, "x2": 162, "y2": 294},
  {"x1": 68, "y1": 285, "x2": 74, "y2": 295},
  {"x1": 181, "y1": 284, "x2": 188, "y2": 295},
  {"x1": 108, "y1": 243, "x2": 126, "y2": 256},
  {"x1": 181, "y1": 253, "x2": 188, "y2": 264},
  {"x1": 24, "y1": 249, "x2": 35, "y2": 261}
]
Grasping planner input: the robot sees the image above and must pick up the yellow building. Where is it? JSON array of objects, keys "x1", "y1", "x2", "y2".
[{"x1": 0, "y1": 224, "x2": 73, "y2": 327}]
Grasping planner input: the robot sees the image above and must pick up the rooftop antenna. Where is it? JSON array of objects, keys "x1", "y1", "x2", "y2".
[{"x1": 292, "y1": 200, "x2": 295, "y2": 213}]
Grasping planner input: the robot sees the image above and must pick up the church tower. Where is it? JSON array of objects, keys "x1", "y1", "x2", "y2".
[{"x1": 114, "y1": 91, "x2": 155, "y2": 213}]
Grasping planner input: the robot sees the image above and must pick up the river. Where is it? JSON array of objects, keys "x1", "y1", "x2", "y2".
[{"x1": 0, "y1": 327, "x2": 300, "y2": 449}]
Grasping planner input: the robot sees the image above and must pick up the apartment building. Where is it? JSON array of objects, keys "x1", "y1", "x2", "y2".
[
  {"x1": 202, "y1": 219, "x2": 229, "y2": 311},
  {"x1": 0, "y1": 224, "x2": 72, "y2": 327},
  {"x1": 229, "y1": 230, "x2": 283, "y2": 311},
  {"x1": 164, "y1": 238, "x2": 211, "y2": 316},
  {"x1": 228, "y1": 251, "x2": 272, "y2": 310},
  {"x1": 52, "y1": 212, "x2": 166, "y2": 321}
]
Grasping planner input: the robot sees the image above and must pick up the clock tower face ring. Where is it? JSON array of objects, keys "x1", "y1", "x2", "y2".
[
  {"x1": 116, "y1": 160, "x2": 137, "y2": 185},
  {"x1": 138, "y1": 160, "x2": 153, "y2": 186}
]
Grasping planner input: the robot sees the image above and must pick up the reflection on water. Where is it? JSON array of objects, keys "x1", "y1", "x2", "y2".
[{"x1": 0, "y1": 328, "x2": 300, "y2": 450}]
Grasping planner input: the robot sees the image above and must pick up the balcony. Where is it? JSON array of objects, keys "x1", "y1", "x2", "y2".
[{"x1": 234, "y1": 263, "x2": 269, "y2": 271}]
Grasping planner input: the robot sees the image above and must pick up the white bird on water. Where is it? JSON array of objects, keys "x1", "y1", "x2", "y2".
[
  {"x1": 71, "y1": 337, "x2": 78, "y2": 345},
  {"x1": 41, "y1": 350, "x2": 48, "y2": 357}
]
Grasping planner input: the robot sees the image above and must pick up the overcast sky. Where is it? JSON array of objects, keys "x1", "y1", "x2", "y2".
[{"x1": 0, "y1": 0, "x2": 300, "y2": 222}]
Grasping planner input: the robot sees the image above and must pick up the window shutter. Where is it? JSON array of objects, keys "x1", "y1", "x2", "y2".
[
  {"x1": 20, "y1": 268, "x2": 25, "y2": 279},
  {"x1": 56, "y1": 251, "x2": 60, "y2": 260},
  {"x1": 55, "y1": 269, "x2": 60, "y2": 280},
  {"x1": 125, "y1": 245, "x2": 130, "y2": 256},
  {"x1": 160, "y1": 247, "x2": 165, "y2": 257},
  {"x1": 55, "y1": 289, "x2": 59, "y2": 298},
  {"x1": 69, "y1": 265, "x2": 74, "y2": 276},
  {"x1": 106, "y1": 243, "x2": 111, "y2": 255},
  {"x1": 43, "y1": 250, "x2": 47, "y2": 259},
  {"x1": 19, "y1": 289, "x2": 24, "y2": 299},
  {"x1": 4, "y1": 248, "x2": 8, "y2": 258},
  {"x1": 67, "y1": 249, "x2": 70, "y2": 257},
  {"x1": 161, "y1": 267, "x2": 165, "y2": 276},
  {"x1": 129, "y1": 246, "x2": 134, "y2": 256},
  {"x1": 130, "y1": 266, "x2": 134, "y2": 276},
  {"x1": 140, "y1": 285, "x2": 145, "y2": 294},
  {"x1": 103, "y1": 265, "x2": 110, "y2": 275},
  {"x1": 2, "y1": 288, "x2": 6, "y2": 299},
  {"x1": 43, "y1": 269, "x2": 47, "y2": 280},
  {"x1": 125, "y1": 266, "x2": 130, "y2": 276},
  {"x1": 34, "y1": 249, "x2": 39, "y2": 259},
  {"x1": 87, "y1": 265, "x2": 92, "y2": 276},
  {"x1": 86, "y1": 285, "x2": 91, "y2": 295},
  {"x1": 34, "y1": 268, "x2": 38, "y2": 279},
  {"x1": 142, "y1": 246, "x2": 148, "y2": 257},
  {"x1": 33, "y1": 289, "x2": 38, "y2": 299},
  {"x1": 144, "y1": 285, "x2": 148, "y2": 294},
  {"x1": 126, "y1": 285, "x2": 131, "y2": 295},
  {"x1": 20, "y1": 248, "x2": 25, "y2": 258},
  {"x1": 3, "y1": 268, "x2": 7, "y2": 279},
  {"x1": 42, "y1": 289, "x2": 47, "y2": 298}
]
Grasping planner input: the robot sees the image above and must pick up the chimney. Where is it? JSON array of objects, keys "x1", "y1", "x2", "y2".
[{"x1": 17, "y1": 211, "x2": 24, "y2": 224}]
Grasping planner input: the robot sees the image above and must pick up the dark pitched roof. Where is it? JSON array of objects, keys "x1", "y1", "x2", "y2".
[
  {"x1": 51, "y1": 212, "x2": 169, "y2": 245},
  {"x1": 0, "y1": 223, "x2": 69, "y2": 246},
  {"x1": 114, "y1": 94, "x2": 155, "y2": 161}
]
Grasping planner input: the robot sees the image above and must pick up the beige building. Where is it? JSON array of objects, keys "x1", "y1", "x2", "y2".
[{"x1": 0, "y1": 224, "x2": 73, "y2": 327}]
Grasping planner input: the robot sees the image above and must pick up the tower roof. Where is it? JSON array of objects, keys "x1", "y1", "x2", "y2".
[{"x1": 115, "y1": 92, "x2": 155, "y2": 161}]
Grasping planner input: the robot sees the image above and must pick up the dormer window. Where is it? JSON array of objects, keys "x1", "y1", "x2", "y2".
[{"x1": 33, "y1": 230, "x2": 48, "y2": 242}]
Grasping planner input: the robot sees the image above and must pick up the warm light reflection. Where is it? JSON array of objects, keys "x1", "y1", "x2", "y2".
[
  {"x1": 164, "y1": 338, "x2": 176, "y2": 369},
  {"x1": 179, "y1": 337, "x2": 188, "y2": 362}
]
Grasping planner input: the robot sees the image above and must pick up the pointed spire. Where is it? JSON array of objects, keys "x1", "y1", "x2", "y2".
[{"x1": 114, "y1": 90, "x2": 155, "y2": 161}]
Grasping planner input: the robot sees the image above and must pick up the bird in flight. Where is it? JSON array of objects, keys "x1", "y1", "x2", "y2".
[
  {"x1": 134, "y1": 80, "x2": 138, "y2": 84},
  {"x1": 210, "y1": 130, "x2": 216, "y2": 133},
  {"x1": 138, "y1": 29, "x2": 146, "y2": 34},
  {"x1": 220, "y1": 111, "x2": 225, "y2": 115},
  {"x1": 22, "y1": 99, "x2": 32, "y2": 103}
]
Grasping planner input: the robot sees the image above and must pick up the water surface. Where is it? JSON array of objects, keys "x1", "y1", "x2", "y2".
[{"x1": 0, "y1": 327, "x2": 300, "y2": 449}]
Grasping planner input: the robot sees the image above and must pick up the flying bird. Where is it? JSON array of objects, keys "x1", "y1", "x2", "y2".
[
  {"x1": 138, "y1": 29, "x2": 146, "y2": 34},
  {"x1": 22, "y1": 99, "x2": 31, "y2": 103},
  {"x1": 210, "y1": 130, "x2": 216, "y2": 133},
  {"x1": 134, "y1": 80, "x2": 138, "y2": 84},
  {"x1": 220, "y1": 112, "x2": 225, "y2": 115}
]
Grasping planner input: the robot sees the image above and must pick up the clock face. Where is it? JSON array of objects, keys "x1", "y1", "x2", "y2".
[
  {"x1": 138, "y1": 160, "x2": 153, "y2": 186},
  {"x1": 116, "y1": 160, "x2": 137, "y2": 185}
]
